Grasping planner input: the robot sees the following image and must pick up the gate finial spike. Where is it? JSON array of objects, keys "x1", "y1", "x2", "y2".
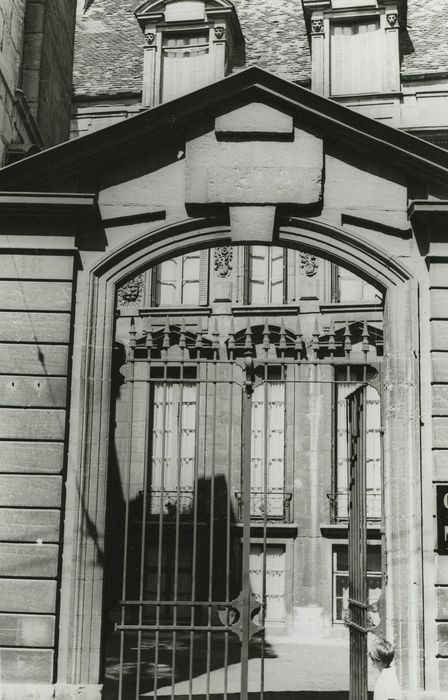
[
  {"x1": 312, "y1": 318, "x2": 320, "y2": 355},
  {"x1": 328, "y1": 320, "x2": 336, "y2": 354},
  {"x1": 195, "y1": 317, "x2": 203, "y2": 348},
  {"x1": 179, "y1": 317, "x2": 187, "y2": 351},
  {"x1": 362, "y1": 319, "x2": 370, "y2": 354},
  {"x1": 228, "y1": 318, "x2": 235, "y2": 352},
  {"x1": 262, "y1": 318, "x2": 270, "y2": 351},
  {"x1": 244, "y1": 319, "x2": 253, "y2": 353},
  {"x1": 295, "y1": 316, "x2": 303, "y2": 356},
  {"x1": 344, "y1": 320, "x2": 352, "y2": 355},
  {"x1": 129, "y1": 316, "x2": 136, "y2": 347},
  {"x1": 279, "y1": 318, "x2": 287, "y2": 351},
  {"x1": 212, "y1": 318, "x2": 220, "y2": 349},
  {"x1": 163, "y1": 316, "x2": 170, "y2": 349},
  {"x1": 145, "y1": 317, "x2": 153, "y2": 350}
]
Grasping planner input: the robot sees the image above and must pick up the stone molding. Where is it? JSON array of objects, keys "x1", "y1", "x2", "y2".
[{"x1": 59, "y1": 214, "x2": 416, "y2": 689}]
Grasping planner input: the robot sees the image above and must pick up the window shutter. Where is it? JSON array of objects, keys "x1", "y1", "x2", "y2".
[
  {"x1": 199, "y1": 249, "x2": 209, "y2": 305},
  {"x1": 249, "y1": 246, "x2": 267, "y2": 304},
  {"x1": 270, "y1": 247, "x2": 284, "y2": 304}
]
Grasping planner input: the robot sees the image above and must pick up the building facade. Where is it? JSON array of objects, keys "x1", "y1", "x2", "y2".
[
  {"x1": 1, "y1": 0, "x2": 448, "y2": 699},
  {"x1": 0, "y1": 0, "x2": 78, "y2": 166}
]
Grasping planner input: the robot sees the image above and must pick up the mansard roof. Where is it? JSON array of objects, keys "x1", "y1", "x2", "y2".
[{"x1": 2, "y1": 66, "x2": 448, "y2": 190}]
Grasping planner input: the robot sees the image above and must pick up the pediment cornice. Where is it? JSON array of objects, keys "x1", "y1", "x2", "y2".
[{"x1": 135, "y1": 0, "x2": 243, "y2": 39}]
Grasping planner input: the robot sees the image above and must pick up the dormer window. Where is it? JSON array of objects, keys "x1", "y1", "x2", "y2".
[
  {"x1": 330, "y1": 19, "x2": 382, "y2": 96},
  {"x1": 162, "y1": 31, "x2": 210, "y2": 101},
  {"x1": 135, "y1": 0, "x2": 244, "y2": 106},
  {"x1": 303, "y1": 1, "x2": 402, "y2": 98}
]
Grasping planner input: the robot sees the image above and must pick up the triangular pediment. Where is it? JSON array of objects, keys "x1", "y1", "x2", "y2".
[
  {"x1": 135, "y1": 0, "x2": 236, "y2": 14},
  {"x1": 1, "y1": 67, "x2": 448, "y2": 192}
]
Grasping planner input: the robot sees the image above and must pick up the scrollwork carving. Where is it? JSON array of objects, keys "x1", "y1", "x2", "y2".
[
  {"x1": 117, "y1": 274, "x2": 144, "y2": 306},
  {"x1": 300, "y1": 252, "x2": 318, "y2": 277},
  {"x1": 214, "y1": 246, "x2": 233, "y2": 278}
]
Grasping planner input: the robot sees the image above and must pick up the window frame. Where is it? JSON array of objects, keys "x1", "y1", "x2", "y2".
[
  {"x1": 332, "y1": 544, "x2": 382, "y2": 624},
  {"x1": 332, "y1": 368, "x2": 382, "y2": 523},
  {"x1": 310, "y1": 7, "x2": 401, "y2": 98},
  {"x1": 329, "y1": 15, "x2": 383, "y2": 97}
]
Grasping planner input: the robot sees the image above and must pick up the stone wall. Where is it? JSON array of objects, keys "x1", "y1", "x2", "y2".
[
  {"x1": 0, "y1": 214, "x2": 77, "y2": 683},
  {"x1": 0, "y1": 0, "x2": 26, "y2": 164}
]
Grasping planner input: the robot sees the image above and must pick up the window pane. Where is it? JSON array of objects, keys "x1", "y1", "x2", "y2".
[
  {"x1": 331, "y1": 20, "x2": 381, "y2": 95},
  {"x1": 249, "y1": 544, "x2": 286, "y2": 622},
  {"x1": 151, "y1": 383, "x2": 196, "y2": 515},
  {"x1": 248, "y1": 246, "x2": 285, "y2": 305},
  {"x1": 162, "y1": 33, "x2": 210, "y2": 101},
  {"x1": 335, "y1": 383, "x2": 382, "y2": 520},
  {"x1": 155, "y1": 254, "x2": 201, "y2": 305},
  {"x1": 251, "y1": 381, "x2": 285, "y2": 517},
  {"x1": 156, "y1": 258, "x2": 178, "y2": 305}
]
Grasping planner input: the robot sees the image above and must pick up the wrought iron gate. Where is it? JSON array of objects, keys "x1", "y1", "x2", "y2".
[{"x1": 106, "y1": 315, "x2": 382, "y2": 699}]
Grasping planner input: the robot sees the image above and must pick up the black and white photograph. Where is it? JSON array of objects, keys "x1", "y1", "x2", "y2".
[{"x1": 0, "y1": 1, "x2": 446, "y2": 699}]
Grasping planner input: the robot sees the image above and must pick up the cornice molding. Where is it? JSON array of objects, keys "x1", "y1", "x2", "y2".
[{"x1": 1, "y1": 68, "x2": 448, "y2": 191}]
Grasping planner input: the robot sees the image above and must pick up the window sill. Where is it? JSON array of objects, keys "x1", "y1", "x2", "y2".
[
  {"x1": 320, "y1": 302, "x2": 383, "y2": 314},
  {"x1": 320, "y1": 523, "x2": 382, "y2": 539},
  {"x1": 233, "y1": 522, "x2": 298, "y2": 538},
  {"x1": 138, "y1": 306, "x2": 212, "y2": 317},
  {"x1": 330, "y1": 91, "x2": 402, "y2": 101},
  {"x1": 231, "y1": 305, "x2": 300, "y2": 316}
]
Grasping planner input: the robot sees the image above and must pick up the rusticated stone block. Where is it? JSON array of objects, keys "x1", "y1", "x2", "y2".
[
  {"x1": 432, "y1": 354, "x2": 448, "y2": 383},
  {"x1": 433, "y1": 386, "x2": 448, "y2": 415},
  {"x1": 433, "y1": 417, "x2": 448, "y2": 448},
  {"x1": 431, "y1": 322, "x2": 448, "y2": 351},
  {"x1": 186, "y1": 116, "x2": 323, "y2": 206},
  {"x1": 437, "y1": 587, "x2": 448, "y2": 619}
]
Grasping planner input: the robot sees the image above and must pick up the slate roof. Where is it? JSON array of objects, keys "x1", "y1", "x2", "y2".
[
  {"x1": 72, "y1": 0, "x2": 311, "y2": 98},
  {"x1": 72, "y1": 0, "x2": 448, "y2": 100}
]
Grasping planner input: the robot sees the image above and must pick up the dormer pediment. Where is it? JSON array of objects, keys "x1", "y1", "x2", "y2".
[{"x1": 135, "y1": 0, "x2": 244, "y2": 45}]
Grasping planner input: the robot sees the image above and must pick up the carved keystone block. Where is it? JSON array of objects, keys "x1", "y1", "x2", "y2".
[{"x1": 229, "y1": 206, "x2": 276, "y2": 243}]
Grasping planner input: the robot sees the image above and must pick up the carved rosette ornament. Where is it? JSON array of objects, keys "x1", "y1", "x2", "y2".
[
  {"x1": 214, "y1": 246, "x2": 233, "y2": 278},
  {"x1": 117, "y1": 274, "x2": 144, "y2": 306},
  {"x1": 214, "y1": 25, "x2": 225, "y2": 40},
  {"x1": 386, "y1": 12, "x2": 398, "y2": 27},
  {"x1": 300, "y1": 252, "x2": 318, "y2": 277},
  {"x1": 311, "y1": 18, "x2": 324, "y2": 34}
]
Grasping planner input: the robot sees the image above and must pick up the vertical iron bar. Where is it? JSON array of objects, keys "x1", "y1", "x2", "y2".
[
  {"x1": 261, "y1": 364, "x2": 269, "y2": 699},
  {"x1": 171, "y1": 364, "x2": 185, "y2": 699},
  {"x1": 206, "y1": 349, "x2": 218, "y2": 699},
  {"x1": 348, "y1": 385, "x2": 368, "y2": 700},
  {"x1": 188, "y1": 370, "x2": 201, "y2": 700},
  {"x1": 224, "y1": 362, "x2": 234, "y2": 700},
  {"x1": 154, "y1": 358, "x2": 169, "y2": 698},
  {"x1": 135, "y1": 363, "x2": 152, "y2": 699},
  {"x1": 241, "y1": 382, "x2": 252, "y2": 700},
  {"x1": 118, "y1": 352, "x2": 135, "y2": 700}
]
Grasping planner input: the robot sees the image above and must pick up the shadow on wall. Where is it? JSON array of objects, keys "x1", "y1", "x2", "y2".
[{"x1": 97, "y1": 343, "x2": 276, "y2": 697}]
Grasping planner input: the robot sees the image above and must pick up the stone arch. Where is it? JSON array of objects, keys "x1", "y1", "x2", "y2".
[{"x1": 58, "y1": 215, "x2": 422, "y2": 691}]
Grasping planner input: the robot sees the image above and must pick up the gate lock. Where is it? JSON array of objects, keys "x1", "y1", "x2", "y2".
[{"x1": 217, "y1": 590, "x2": 262, "y2": 641}]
